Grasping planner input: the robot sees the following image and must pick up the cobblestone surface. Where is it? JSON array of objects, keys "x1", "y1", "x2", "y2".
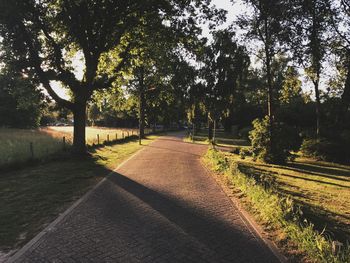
[{"x1": 10, "y1": 134, "x2": 280, "y2": 263}]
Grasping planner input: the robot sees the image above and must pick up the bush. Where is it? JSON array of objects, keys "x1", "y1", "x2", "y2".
[
  {"x1": 249, "y1": 116, "x2": 301, "y2": 164},
  {"x1": 300, "y1": 138, "x2": 350, "y2": 163},
  {"x1": 239, "y1": 147, "x2": 252, "y2": 160}
]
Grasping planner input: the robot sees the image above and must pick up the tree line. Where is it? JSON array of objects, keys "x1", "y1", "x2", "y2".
[{"x1": 0, "y1": 0, "x2": 349, "y2": 163}]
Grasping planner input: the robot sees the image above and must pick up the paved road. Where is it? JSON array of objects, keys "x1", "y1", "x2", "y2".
[{"x1": 10, "y1": 133, "x2": 280, "y2": 263}]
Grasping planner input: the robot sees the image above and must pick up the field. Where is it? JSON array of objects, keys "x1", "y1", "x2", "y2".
[{"x1": 0, "y1": 126, "x2": 146, "y2": 168}]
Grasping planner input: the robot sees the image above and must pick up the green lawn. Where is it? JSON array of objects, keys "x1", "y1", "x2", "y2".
[
  {"x1": 227, "y1": 153, "x2": 350, "y2": 243},
  {"x1": 0, "y1": 135, "x2": 158, "y2": 254}
]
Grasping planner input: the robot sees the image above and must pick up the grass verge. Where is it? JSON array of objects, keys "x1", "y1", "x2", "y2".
[
  {"x1": 203, "y1": 148, "x2": 350, "y2": 263},
  {"x1": 0, "y1": 135, "x2": 158, "y2": 257}
]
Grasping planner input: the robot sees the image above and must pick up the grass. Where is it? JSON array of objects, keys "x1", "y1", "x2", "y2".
[
  {"x1": 0, "y1": 126, "x2": 149, "y2": 168},
  {"x1": 0, "y1": 135, "x2": 158, "y2": 257},
  {"x1": 185, "y1": 128, "x2": 250, "y2": 147},
  {"x1": 234, "y1": 155, "x2": 350, "y2": 243},
  {"x1": 0, "y1": 128, "x2": 66, "y2": 167},
  {"x1": 48, "y1": 126, "x2": 147, "y2": 145},
  {"x1": 203, "y1": 148, "x2": 350, "y2": 262}
]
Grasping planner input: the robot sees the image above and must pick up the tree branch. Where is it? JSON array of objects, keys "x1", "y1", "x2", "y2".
[
  {"x1": 17, "y1": 21, "x2": 74, "y2": 110},
  {"x1": 29, "y1": 4, "x2": 82, "y2": 91}
]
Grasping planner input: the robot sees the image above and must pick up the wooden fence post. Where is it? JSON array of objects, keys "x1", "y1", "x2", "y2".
[
  {"x1": 97, "y1": 134, "x2": 100, "y2": 145},
  {"x1": 122, "y1": 132, "x2": 124, "y2": 139},
  {"x1": 29, "y1": 142, "x2": 34, "y2": 159},
  {"x1": 115, "y1": 133, "x2": 118, "y2": 140},
  {"x1": 63, "y1": 136, "x2": 66, "y2": 150},
  {"x1": 107, "y1": 134, "x2": 109, "y2": 142}
]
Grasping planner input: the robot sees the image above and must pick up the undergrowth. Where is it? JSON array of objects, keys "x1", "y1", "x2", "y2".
[{"x1": 203, "y1": 148, "x2": 350, "y2": 263}]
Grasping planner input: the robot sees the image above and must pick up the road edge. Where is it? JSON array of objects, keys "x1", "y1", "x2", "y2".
[{"x1": 200, "y1": 159, "x2": 288, "y2": 263}]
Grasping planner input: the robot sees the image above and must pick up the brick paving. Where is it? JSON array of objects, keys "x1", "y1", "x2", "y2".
[{"x1": 10, "y1": 133, "x2": 280, "y2": 263}]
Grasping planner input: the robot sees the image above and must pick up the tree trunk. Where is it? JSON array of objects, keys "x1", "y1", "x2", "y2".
[
  {"x1": 139, "y1": 95, "x2": 145, "y2": 138},
  {"x1": 213, "y1": 119, "x2": 217, "y2": 142},
  {"x1": 264, "y1": 17, "x2": 274, "y2": 126},
  {"x1": 264, "y1": 22, "x2": 274, "y2": 150},
  {"x1": 208, "y1": 116, "x2": 213, "y2": 141},
  {"x1": 73, "y1": 103, "x2": 87, "y2": 154},
  {"x1": 310, "y1": 5, "x2": 322, "y2": 138},
  {"x1": 138, "y1": 68, "x2": 145, "y2": 145},
  {"x1": 314, "y1": 80, "x2": 321, "y2": 138},
  {"x1": 339, "y1": 53, "x2": 350, "y2": 126},
  {"x1": 266, "y1": 50, "x2": 273, "y2": 125}
]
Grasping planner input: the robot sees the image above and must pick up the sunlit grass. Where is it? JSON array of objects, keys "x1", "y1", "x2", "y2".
[
  {"x1": 0, "y1": 126, "x2": 152, "y2": 167},
  {"x1": 47, "y1": 126, "x2": 145, "y2": 145},
  {"x1": 203, "y1": 149, "x2": 350, "y2": 262},
  {"x1": 0, "y1": 128, "x2": 67, "y2": 167},
  {"x1": 184, "y1": 129, "x2": 250, "y2": 147},
  {"x1": 230, "y1": 154, "x2": 350, "y2": 242}
]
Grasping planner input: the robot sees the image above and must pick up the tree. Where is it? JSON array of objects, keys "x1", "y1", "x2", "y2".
[
  {"x1": 238, "y1": 0, "x2": 287, "y2": 126},
  {"x1": 285, "y1": 0, "x2": 331, "y2": 137},
  {"x1": 0, "y1": 0, "x2": 224, "y2": 154},
  {"x1": 198, "y1": 30, "x2": 250, "y2": 139},
  {"x1": 328, "y1": 0, "x2": 350, "y2": 127}
]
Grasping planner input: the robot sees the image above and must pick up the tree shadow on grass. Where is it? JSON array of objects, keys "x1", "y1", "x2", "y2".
[
  {"x1": 246, "y1": 164, "x2": 350, "y2": 189},
  {"x1": 237, "y1": 164, "x2": 350, "y2": 244},
  {"x1": 285, "y1": 162, "x2": 350, "y2": 180}
]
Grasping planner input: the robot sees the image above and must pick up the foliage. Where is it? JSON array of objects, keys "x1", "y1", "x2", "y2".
[
  {"x1": 249, "y1": 116, "x2": 301, "y2": 164},
  {"x1": 239, "y1": 147, "x2": 252, "y2": 160},
  {"x1": 0, "y1": 65, "x2": 45, "y2": 128},
  {"x1": 0, "y1": 0, "x2": 225, "y2": 153}
]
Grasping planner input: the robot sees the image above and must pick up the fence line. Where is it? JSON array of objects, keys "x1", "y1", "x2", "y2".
[{"x1": 7, "y1": 128, "x2": 158, "y2": 167}]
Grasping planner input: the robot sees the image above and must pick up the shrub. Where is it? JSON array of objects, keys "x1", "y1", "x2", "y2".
[
  {"x1": 239, "y1": 147, "x2": 252, "y2": 160},
  {"x1": 300, "y1": 138, "x2": 350, "y2": 163},
  {"x1": 249, "y1": 116, "x2": 301, "y2": 164}
]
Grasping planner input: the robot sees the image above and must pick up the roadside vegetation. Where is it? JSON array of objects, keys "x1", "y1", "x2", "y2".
[
  {"x1": 0, "y1": 135, "x2": 158, "y2": 257},
  {"x1": 203, "y1": 148, "x2": 350, "y2": 263}
]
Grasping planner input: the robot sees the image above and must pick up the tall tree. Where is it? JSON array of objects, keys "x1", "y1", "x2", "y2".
[
  {"x1": 286, "y1": 0, "x2": 331, "y2": 137},
  {"x1": 237, "y1": 0, "x2": 287, "y2": 125},
  {"x1": 0, "y1": 0, "x2": 224, "y2": 154},
  {"x1": 329, "y1": 0, "x2": 350, "y2": 126},
  {"x1": 200, "y1": 29, "x2": 250, "y2": 138}
]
